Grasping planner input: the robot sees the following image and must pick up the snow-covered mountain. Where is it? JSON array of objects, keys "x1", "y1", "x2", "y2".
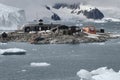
[
  {"x1": 0, "y1": 3, "x2": 26, "y2": 30},
  {"x1": 43, "y1": 3, "x2": 104, "y2": 21},
  {"x1": 39, "y1": 3, "x2": 120, "y2": 23},
  {"x1": 52, "y1": 3, "x2": 104, "y2": 20}
]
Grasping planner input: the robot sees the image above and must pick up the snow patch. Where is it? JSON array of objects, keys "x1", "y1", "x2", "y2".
[
  {"x1": 30, "y1": 62, "x2": 51, "y2": 67},
  {"x1": 0, "y1": 48, "x2": 26, "y2": 55},
  {"x1": 77, "y1": 67, "x2": 120, "y2": 80},
  {"x1": 86, "y1": 33, "x2": 100, "y2": 39},
  {"x1": 80, "y1": 4, "x2": 95, "y2": 11}
]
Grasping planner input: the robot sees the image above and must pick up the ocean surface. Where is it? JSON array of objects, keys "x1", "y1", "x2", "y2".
[{"x1": 0, "y1": 22, "x2": 120, "y2": 80}]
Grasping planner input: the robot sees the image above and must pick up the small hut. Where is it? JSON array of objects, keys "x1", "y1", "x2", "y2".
[{"x1": 1, "y1": 32, "x2": 8, "y2": 38}]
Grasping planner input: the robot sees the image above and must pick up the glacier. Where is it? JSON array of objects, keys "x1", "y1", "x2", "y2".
[{"x1": 0, "y1": 3, "x2": 26, "y2": 30}]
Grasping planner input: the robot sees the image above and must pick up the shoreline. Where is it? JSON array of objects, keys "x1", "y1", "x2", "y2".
[{"x1": 0, "y1": 31, "x2": 119, "y2": 44}]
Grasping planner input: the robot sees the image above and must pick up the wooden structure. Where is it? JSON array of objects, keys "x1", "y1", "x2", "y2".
[
  {"x1": 22, "y1": 23, "x2": 60, "y2": 33},
  {"x1": 21, "y1": 19, "x2": 81, "y2": 35}
]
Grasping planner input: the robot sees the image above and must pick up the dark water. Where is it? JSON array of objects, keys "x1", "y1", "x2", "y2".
[{"x1": 0, "y1": 22, "x2": 120, "y2": 80}]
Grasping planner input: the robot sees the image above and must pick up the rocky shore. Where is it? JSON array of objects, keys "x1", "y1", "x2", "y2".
[{"x1": 0, "y1": 31, "x2": 119, "y2": 44}]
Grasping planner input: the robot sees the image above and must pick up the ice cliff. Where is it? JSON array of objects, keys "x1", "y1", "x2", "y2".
[{"x1": 0, "y1": 3, "x2": 26, "y2": 30}]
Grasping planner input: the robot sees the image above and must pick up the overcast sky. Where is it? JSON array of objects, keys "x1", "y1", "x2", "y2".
[{"x1": 0, "y1": 0, "x2": 119, "y2": 21}]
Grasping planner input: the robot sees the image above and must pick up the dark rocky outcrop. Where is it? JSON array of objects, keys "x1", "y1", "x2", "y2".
[
  {"x1": 51, "y1": 13, "x2": 61, "y2": 21},
  {"x1": 53, "y1": 3, "x2": 80, "y2": 9},
  {"x1": 0, "y1": 30, "x2": 119, "y2": 44},
  {"x1": 45, "y1": 5, "x2": 51, "y2": 10},
  {"x1": 83, "y1": 8, "x2": 104, "y2": 19}
]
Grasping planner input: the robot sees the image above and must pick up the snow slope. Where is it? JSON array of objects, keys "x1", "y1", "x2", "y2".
[{"x1": 0, "y1": 3, "x2": 26, "y2": 30}]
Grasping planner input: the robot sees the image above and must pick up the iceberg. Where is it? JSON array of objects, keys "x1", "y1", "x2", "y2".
[
  {"x1": 77, "y1": 67, "x2": 120, "y2": 80},
  {"x1": 0, "y1": 48, "x2": 26, "y2": 55}
]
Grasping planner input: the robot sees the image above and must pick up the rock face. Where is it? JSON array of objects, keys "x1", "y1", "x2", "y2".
[
  {"x1": 0, "y1": 3, "x2": 26, "y2": 30},
  {"x1": 51, "y1": 13, "x2": 61, "y2": 20},
  {"x1": 83, "y1": 8, "x2": 104, "y2": 19},
  {"x1": 53, "y1": 3, "x2": 80, "y2": 9},
  {"x1": 52, "y1": 3, "x2": 104, "y2": 20}
]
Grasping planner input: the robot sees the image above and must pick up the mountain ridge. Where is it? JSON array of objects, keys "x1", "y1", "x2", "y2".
[{"x1": 44, "y1": 3, "x2": 104, "y2": 21}]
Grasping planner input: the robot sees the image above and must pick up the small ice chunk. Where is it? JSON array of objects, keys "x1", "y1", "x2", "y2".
[
  {"x1": 21, "y1": 69, "x2": 27, "y2": 72},
  {"x1": 30, "y1": 62, "x2": 51, "y2": 67},
  {"x1": 0, "y1": 42, "x2": 7, "y2": 45}
]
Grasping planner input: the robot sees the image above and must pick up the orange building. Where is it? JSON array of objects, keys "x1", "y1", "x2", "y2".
[{"x1": 82, "y1": 26, "x2": 96, "y2": 34}]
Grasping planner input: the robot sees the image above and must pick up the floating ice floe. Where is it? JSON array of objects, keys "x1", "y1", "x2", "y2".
[
  {"x1": 30, "y1": 62, "x2": 51, "y2": 67},
  {"x1": 91, "y1": 42, "x2": 105, "y2": 45},
  {"x1": 0, "y1": 48, "x2": 26, "y2": 55},
  {"x1": 94, "y1": 20, "x2": 107, "y2": 23},
  {"x1": 0, "y1": 42, "x2": 7, "y2": 45},
  {"x1": 103, "y1": 18, "x2": 120, "y2": 22},
  {"x1": 77, "y1": 67, "x2": 120, "y2": 80},
  {"x1": 21, "y1": 69, "x2": 27, "y2": 72}
]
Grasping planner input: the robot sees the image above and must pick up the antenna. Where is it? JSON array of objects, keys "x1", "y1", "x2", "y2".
[{"x1": 35, "y1": 12, "x2": 39, "y2": 21}]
